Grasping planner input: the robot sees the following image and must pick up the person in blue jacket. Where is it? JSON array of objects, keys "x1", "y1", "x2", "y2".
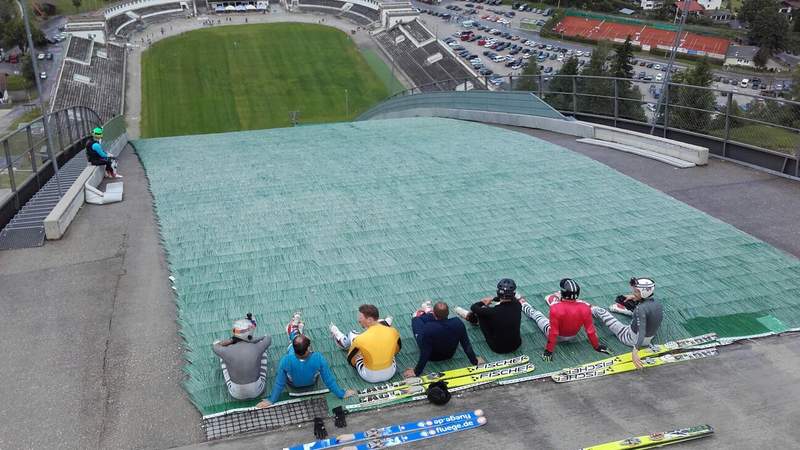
[
  {"x1": 86, "y1": 127, "x2": 122, "y2": 178},
  {"x1": 256, "y1": 313, "x2": 355, "y2": 408},
  {"x1": 403, "y1": 301, "x2": 484, "y2": 378}
]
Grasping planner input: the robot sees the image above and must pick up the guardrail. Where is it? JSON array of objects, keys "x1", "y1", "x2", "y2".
[
  {"x1": 0, "y1": 106, "x2": 113, "y2": 231},
  {"x1": 367, "y1": 75, "x2": 800, "y2": 178}
]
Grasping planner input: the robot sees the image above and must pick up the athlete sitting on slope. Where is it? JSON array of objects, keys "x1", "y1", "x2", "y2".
[
  {"x1": 212, "y1": 314, "x2": 272, "y2": 400},
  {"x1": 592, "y1": 277, "x2": 663, "y2": 369},
  {"x1": 518, "y1": 278, "x2": 609, "y2": 361},
  {"x1": 256, "y1": 312, "x2": 355, "y2": 408},
  {"x1": 330, "y1": 304, "x2": 401, "y2": 383},
  {"x1": 455, "y1": 278, "x2": 522, "y2": 354},
  {"x1": 402, "y1": 301, "x2": 484, "y2": 378}
]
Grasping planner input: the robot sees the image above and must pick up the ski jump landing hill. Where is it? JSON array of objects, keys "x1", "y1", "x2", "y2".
[{"x1": 133, "y1": 109, "x2": 800, "y2": 420}]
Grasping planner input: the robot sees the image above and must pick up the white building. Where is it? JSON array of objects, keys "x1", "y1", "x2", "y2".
[
  {"x1": 724, "y1": 45, "x2": 758, "y2": 68},
  {"x1": 640, "y1": 0, "x2": 664, "y2": 10},
  {"x1": 696, "y1": 0, "x2": 721, "y2": 10}
]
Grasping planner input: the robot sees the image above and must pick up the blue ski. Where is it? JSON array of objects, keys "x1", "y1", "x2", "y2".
[
  {"x1": 340, "y1": 414, "x2": 487, "y2": 449},
  {"x1": 284, "y1": 410, "x2": 484, "y2": 450}
]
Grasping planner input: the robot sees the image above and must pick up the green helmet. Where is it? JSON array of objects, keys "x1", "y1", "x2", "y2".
[{"x1": 92, "y1": 127, "x2": 103, "y2": 138}]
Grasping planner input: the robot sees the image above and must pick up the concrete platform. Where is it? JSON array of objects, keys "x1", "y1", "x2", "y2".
[
  {"x1": 1, "y1": 127, "x2": 799, "y2": 450},
  {"x1": 177, "y1": 333, "x2": 800, "y2": 450}
]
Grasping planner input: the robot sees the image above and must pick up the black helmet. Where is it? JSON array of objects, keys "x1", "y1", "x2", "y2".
[
  {"x1": 560, "y1": 278, "x2": 580, "y2": 300},
  {"x1": 496, "y1": 278, "x2": 516, "y2": 299},
  {"x1": 426, "y1": 381, "x2": 451, "y2": 405}
]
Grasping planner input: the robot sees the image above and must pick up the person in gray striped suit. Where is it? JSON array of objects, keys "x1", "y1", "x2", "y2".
[{"x1": 212, "y1": 313, "x2": 272, "y2": 400}]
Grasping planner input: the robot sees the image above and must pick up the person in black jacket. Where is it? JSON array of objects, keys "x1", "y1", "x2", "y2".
[{"x1": 455, "y1": 278, "x2": 522, "y2": 354}]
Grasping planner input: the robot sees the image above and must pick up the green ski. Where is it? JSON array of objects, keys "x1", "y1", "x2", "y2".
[
  {"x1": 358, "y1": 355, "x2": 530, "y2": 397},
  {"x1": 358, "y1": 363, "x2": 535, "y2": 405},
  {"x1": 557, "y1": 333, "x2": 717, "y2": 376},
  {"x1": 581, "y1": 424, "x2": 714, "y2": 449}
]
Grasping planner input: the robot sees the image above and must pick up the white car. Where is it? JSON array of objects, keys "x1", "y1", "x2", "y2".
[
  {"x1": 655, "y1": 73, "x2": 663, "y2": 82},
  {"x1": 647, "y1": 103, "x2": 656, "y2": 112},
  {"x1": 739, "y1": 78, "x2": 749, "y2": 88},
  {"x1": 493, "y1": 55, "x2": 505, "y2": 62},
  {"x1": 575, "y1": 50, "x2": 583, "y2": 56},
  {"x1": 40, "y1": 71, "x2": 47, "y2": 79},
  {"x1": 557, "y1": 54, "x2": 564, "y2": 61},
  {"x1": 522, "y1": 53, "x2": 531, "y2": 59},
  {"x1": 37, "y1": 53, "x2": 45, "y2": 60},
  {"x1": 654, "y1": 64, "x2": 662, "y2": 70}
]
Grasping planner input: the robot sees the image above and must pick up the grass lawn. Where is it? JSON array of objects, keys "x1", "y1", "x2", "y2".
[
  {"x1": 360, "y1": 49, "x2": 404, "y2": 94},
  {"x1": 141, "y1": 23, "x2": 390, "y2": 137},
  {"x1": 5, "y1": 75, "x2": 33, "y2": 91},
  {"x1": 29, "y1": 0, "x2": 109, "y2": 16},
  {"x1": 711, "y1": 124, "x2": 800, "y2": 154}
]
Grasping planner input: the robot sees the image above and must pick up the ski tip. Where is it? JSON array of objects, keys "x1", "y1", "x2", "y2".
[
  {"x1": 477, "y1": 416, "x2": 488, "y2": 425},
  {"x1": 474, "y1": 409, "x2": 484, "y2": 417}
]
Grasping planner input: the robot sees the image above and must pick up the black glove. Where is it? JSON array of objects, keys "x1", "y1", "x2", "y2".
[
  {"x1": 333, "y1": 406, "x2": 347, "y2": 428},
  {"x1": 595, "y1": 344, "x2": 611, "y2": 355},
  {"x1": 615, "y1": 295, "x2": 627, "y2": 304},
  {"x1": 541, "y1": 350, "x2": 553, "y2": 362},
  {"x1": 313, "y1": 417, "x2": 328, "y2": 439},
  {"x1": 615, "y1": 295, "x2": 637, "y2": 312}
]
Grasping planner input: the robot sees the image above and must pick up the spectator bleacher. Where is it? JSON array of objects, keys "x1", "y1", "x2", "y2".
[
  {"x1": 50, "y1": 39, "x2": 126, "y2": 122},
  {"x1": 399, "y1": 20, "x2": 433, "y2": 44},
  {"x1": 65, "y1": 36, "x2": 94, "y2": 64},
  {"x1": 375, "y1": 22, "x2": 480, "y2": 91},
  {"x1": 297, "y1": 0, "x2": 379, "y2": 25}
]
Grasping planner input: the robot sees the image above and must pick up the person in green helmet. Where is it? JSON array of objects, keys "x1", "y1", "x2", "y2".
[{"x1": 86, "y1": 127, "x2": 122, "y2": 178}]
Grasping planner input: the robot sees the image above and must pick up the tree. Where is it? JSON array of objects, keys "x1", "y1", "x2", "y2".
[
  {"x1": 669, "y1": 58, "x2": 716, "y2": 132},
  {"x1": 544, "y1": 56, "x2": 579, "y2": 111},
  {"x1": 610, "y1": 36, "x2": 634, "y2": 79},
  {"x1": 578, "y1": 42, "x2": 612, "y2": 115},
  {"x1": 21, "y1": 54, "x2": 34, "y2": 83},
  {"x1": 738, "y1": 0, "x2": 776, "y2": 24},
  {"x1": 72, "y1": 0, "x2": 82, "y2": 12},
  {"x1": 753, "y1": 46, "x2": 770, "y2": 69},
  {"x1": 610, "y1": 37, "x2": 645, "y2": 122},
  {"x1": 514, "y1": 61, "x2": 540, "y2": 93},
  {"x1": 748, "y1": 8, "x2": 789, "y2": 52}
]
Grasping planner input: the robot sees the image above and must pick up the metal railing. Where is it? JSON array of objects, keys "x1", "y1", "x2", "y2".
[
  {"x1": 371, "y1": 74, "x2": 800, "y2": 178},
  {"x1": 0, "y1": 106, "x2": 106, "y2": 227}
]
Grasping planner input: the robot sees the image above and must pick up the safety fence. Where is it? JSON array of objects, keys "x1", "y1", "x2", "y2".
[
  {"x1": 371, "y1": 75, "x2": 800, "y2": 178},
  {"x1": 0, "y1": 106, "x2": 120, "y2": 231}
]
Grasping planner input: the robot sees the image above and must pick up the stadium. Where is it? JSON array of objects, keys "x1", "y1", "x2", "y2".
[{"x1": 2, "y1": 0, "x2": 800, "y2": 449}]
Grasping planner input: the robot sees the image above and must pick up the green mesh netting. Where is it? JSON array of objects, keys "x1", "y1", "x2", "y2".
[{"x1": 134, "y1": 117, "x2": 800, "y2": 416}]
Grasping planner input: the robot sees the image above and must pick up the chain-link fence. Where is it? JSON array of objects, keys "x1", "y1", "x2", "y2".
[{"x1": 385, "y1": 75, "x2": 800, "y2": 159}]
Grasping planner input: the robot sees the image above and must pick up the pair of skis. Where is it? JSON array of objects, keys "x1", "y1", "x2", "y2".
[
  {"x1": 285, "y1": 409, "x2": 487, "y2": 450},
  {"x1": 356, "y1": 357, "x2": 534, "y2": 406},
  {"x1": 553, "y1": 333, "x2": 718, "y2": 383},
  {"x1": 582, "y1": 424, "x2": 714, "y2": 449}
]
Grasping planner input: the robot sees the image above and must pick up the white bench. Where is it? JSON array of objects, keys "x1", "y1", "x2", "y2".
[
  {"x1": 85, "y1": 179, "x2": 123, "y2": 205},
  {"x1": 44, "y1": 135, "x2": 127, "y2": 240},
  {"x1": 585, "y1": 123, "x2": 709, "y2": 166}
]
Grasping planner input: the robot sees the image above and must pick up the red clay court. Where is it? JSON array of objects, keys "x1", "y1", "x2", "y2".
[{"x1": 554, "y1": 16, "x2": 730, "y2": 58}]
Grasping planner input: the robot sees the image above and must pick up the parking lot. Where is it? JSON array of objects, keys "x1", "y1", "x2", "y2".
[{"x1": 416, "y1": 0, "x2": 792, "y2": 110}]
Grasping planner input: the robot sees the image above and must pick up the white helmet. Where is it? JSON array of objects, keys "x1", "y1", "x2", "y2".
[
  {"x1": 232, "y1": 318, "x2": 256, "y2": 341},
  {"x1": 630, "y1": 277, "x2": 655, "y2": 299}
]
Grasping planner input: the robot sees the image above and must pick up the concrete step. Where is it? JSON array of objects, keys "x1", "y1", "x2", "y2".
[{"x1": 576, "y1": 138, "x2": 696, "y2": 169}]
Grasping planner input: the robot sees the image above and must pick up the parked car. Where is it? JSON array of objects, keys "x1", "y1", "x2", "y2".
[{"x1": 40, "y1": 71, "x2": 47, "y2": 79}]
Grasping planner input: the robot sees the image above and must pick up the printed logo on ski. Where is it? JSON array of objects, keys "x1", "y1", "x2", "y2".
[
  {"x1": 471, "y1": 363, "x2": 533, "y2": 381},
  {"x1": 420, "y1": 418, "x2": 484, "y2": 437},
  {"x1": 466, "y1": 355, "x2": 527, "y2": 373}
]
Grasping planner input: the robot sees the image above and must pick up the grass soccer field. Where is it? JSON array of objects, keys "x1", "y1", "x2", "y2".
[{"x1": 141, "y1": 23, "x2": 394, "y2": 137}]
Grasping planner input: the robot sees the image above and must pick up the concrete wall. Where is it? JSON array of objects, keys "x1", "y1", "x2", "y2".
[
  {"x1": 590, "y1": 122, "x2": 709, "y2": 165},
  {"x1": 43, "y1": 133, "x2": 128, "y2": 240},
  {"x1": 366, "y1": 108, "x2": 595, "y2": 138}
]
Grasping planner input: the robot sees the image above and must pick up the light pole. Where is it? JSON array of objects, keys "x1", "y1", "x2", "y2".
[
  {"x1": 345, "y1": 89, "x2": 350, "y2": 118},
  {"x1": 18, "y1": 0, "x2": 62, "y2": 197}
]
